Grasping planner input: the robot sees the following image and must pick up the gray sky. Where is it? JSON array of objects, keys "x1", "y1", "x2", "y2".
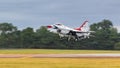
[{"x1": 0, "y1": 0, "x2": 120, "y2": 32}]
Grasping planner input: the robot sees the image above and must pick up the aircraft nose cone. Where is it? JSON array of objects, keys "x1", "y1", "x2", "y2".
[{"x1": 47, "y1": 25, "x2": 52, "y2": 28}]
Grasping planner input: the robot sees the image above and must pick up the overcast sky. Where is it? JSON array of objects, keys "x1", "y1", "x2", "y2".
[{"x1": 0, "y1": 0, "x2": 120, "y2": 32}]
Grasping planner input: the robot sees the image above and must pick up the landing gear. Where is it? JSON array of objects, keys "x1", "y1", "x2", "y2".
[{"x1": 67, "y1": 31, "x2": 78, "y2": 41}]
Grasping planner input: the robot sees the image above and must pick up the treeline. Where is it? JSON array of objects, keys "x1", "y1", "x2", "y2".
[{"x1": 0, "y1": 19, "x2": 120, "y2": 50}]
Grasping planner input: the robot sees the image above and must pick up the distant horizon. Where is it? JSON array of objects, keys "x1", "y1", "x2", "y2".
[{"x1": 0, "y1": 19, "x2": 120, "y2": 33}]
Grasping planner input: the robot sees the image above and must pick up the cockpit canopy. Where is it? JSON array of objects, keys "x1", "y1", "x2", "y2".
[{"x1": 55, "y1": 23, "x2": 62, "y2": 26}]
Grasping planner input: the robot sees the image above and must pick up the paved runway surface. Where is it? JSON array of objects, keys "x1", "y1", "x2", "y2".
[{"x1": 0, "y1": 54, "x2": 120, "y2": 58}]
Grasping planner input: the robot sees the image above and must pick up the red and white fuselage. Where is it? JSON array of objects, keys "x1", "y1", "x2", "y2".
[{"x1": 47, "y1": 21, "x2": 92, "y2": 41}]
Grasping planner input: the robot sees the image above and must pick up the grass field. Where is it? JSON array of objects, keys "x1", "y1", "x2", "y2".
[
  {"x1": 0, "y1": 58, "x2": 120, "y2": 68},
  {"x1": 0, "y1": 49, "x2": 120, "y2": 54},
  {"x1": 0, "y1": 49, "x2": 120, "y2": 68}
]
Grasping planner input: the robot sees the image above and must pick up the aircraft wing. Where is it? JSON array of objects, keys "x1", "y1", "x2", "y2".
[{"x1": 71, "y1": 28, "x2": 95, "y2": 33}]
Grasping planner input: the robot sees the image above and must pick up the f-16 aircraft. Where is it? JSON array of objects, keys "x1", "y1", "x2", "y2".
[{"x1": 46, "y1": 21, "x2": 93, "y2": 41}]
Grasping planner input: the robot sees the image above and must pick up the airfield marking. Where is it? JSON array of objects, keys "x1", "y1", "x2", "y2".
[{"x1": 0, "y1": 54, "x2": 120, "y2": 58}]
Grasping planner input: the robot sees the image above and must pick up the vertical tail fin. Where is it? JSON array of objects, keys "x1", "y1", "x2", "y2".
[{"x1": 75, "y1": 20, "x2": 89, "y2": 31}]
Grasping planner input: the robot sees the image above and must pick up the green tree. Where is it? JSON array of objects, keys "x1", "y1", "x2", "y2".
[
  {"x1": 0, "y1": 23, "x2": 17, "y2": 35},
  {"x1": 35, "y1": 26, "x2": 61, "y2": 49},
  {"x1": 90, "y1": 19, "x2": 118, "y2": 49},
  {"x1": 20, "y1": 27, "x2": 35, "y2": 48},
  {"x1": 114, "y1": 42, "x2": 120, "y2": 50},
  {"x1": 0, "y1": 23, "x2": 17, "y2": 48}
]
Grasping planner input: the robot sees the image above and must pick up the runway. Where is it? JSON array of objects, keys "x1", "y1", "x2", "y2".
[{"x1": 0, "y1": 54, "x2": 120, "y2": 58}]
